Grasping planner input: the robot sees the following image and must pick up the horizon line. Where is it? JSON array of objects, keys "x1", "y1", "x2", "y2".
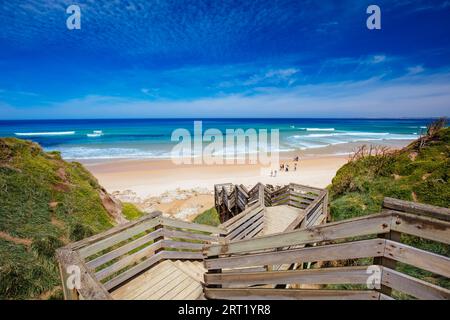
[{"x1": 0, "y1": 116, "x2": 445, "y2": 122}]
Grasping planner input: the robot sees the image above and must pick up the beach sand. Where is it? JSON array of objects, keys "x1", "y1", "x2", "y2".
[
  {"x1": 81, "y1": 139, "x2": 412, "y2": 221},
  {"x1": 85, "y1": 155, "x2": 348, "y2": 197}
]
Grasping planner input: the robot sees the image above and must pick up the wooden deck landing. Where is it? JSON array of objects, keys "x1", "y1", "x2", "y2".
[
  {"x1": 111, "y1": 259, "x2": 205, "y2": 300},
  {"x1": 263, "y1": 205, "x2": 305, "y2": 235}
]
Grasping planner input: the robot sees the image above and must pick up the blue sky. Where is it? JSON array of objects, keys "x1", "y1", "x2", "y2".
[{"x1": 1, "y1": 0, "x2": 450, "y2": 119}]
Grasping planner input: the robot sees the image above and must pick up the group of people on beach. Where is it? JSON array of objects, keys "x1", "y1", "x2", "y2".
[{"x1": 269, "y1": 155, "x2": 300, "y2": 177}]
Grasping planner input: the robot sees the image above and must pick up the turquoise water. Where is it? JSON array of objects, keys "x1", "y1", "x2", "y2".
[{"x1": 0, "y1": 119, "x2": 431, "y2": 160}]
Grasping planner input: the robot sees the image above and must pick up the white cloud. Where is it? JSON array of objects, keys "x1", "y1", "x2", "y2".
[
  {"x1": 407, "y1": 65, "x2": 425, "y2": 75},
  {"x1": 371, "y1": 55, "x2": 386, "y2": 64},
  {"x1": 243, "y1": 68, "x2": 300, "y2": 86},
  {"x1": 3, "y1": 70, "x2": 450, "y2": 119},
  {"x1": 141, "y1": 88, "x2": 160, "y2": 97}
]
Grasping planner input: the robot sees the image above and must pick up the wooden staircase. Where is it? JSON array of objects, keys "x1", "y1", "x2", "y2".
[
  {"x1": 56, "y1": 191, "x2": 450, "y2": 300},
  {"x1": 111, "y1": 260, "x2": 206, "y2": 300}
]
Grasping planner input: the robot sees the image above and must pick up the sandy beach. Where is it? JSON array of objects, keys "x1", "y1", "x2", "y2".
[
  {"x1": 80, "y1": 139, "x2": 412, "y2": 221},
  {"x1": 83, "y1": 139, "x2": 410, "y2": 197},
  {"x1": 85, "y1": 155, "x2": 348, "y2": 197}
]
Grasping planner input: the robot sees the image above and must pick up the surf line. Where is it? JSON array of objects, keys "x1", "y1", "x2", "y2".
[{"x1": 14, "y1": 131, "x2": 76, "y2": 136}]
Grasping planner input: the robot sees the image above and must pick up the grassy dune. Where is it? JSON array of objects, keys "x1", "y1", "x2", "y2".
[
  {"x1": 328, "y1": 125, "x2": 449, "y2": 293},
  {"x1": 0, "y1": 138, "x2": 115, "y2": 299},
  {"x1": 330, "y1": 126, "x2": 449, "y2": 220}
]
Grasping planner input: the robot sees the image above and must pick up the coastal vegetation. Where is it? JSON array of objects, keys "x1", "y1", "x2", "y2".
[
  {"x1": 121, "y1": 202, "x2": 144, "y2": 220},
  {"x1": 328, "y1": 120, "x2": 449, "y2": 292},
  {"x1": 329, "y1": 121, "x2": 449, "y2": 220},
  {"x1": 193, "y1": 207, "x2": 220, "y2": 226},
  {"x1": 0, "y1": 138, "x2": 117, "y2": 299}
]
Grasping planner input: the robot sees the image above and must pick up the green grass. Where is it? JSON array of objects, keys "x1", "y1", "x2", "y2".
[
  {"x1": 0, "y1": 138, "x2": 115, "y2": 299},
  {"x1": 193, "y1": 207, "x2": 220, "y2": 226},
  {"x1": 122, "y1": 202, "x2": 144, "y2": 220},
  {"x1": 327, "y1": 127, "x2": 450, "y2": 292},
  {"x1": 329, "y1": 127, "x2": 450, "y2": 221}
]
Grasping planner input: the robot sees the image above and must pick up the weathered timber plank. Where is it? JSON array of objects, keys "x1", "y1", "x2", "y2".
[
  {"x1": 224, "y1": 207, "x2": 264, "y2": 235},
  {"x1": 382, "y1": 267, "x2": 450, "y2": 300},
  {"x1": 205, "y1": 265, "x2": 375, "y2": 286},
  {"x1": 240, "y1": 220, "x2": 264, "y2": 240},
  {"x1": 384, "y1": 240, "x2": 450, "y2": 278},
  {"x1": 205, "y1": 238, "x2": 386, "y2": 269},
  {"x1": 162, "y1": 239, "x2": 204, "y2": 251},
  {"x1": 389, "y1": 211, "x2": 450, "y2": 244},
  {"x1": 204, "y1": 288, "x2": 380, "y2": 300},
  {"x1": 289, "y1": 183, "x2": 323, "y2": 194},
  {"x1": 206, "y1": 212, "x2": 392, "y2": 256},
  {"x1": 163, "y1": 228, "x2": 220, "y2": 242},
  {"x1": 103, "y1": 251, "x2": 165, "y2": 290},
  {"x1": 110, "y1": 260, "x2": 171, "y2": 299},
  {"x1": 161, "y1": 217, "x2": 226, "y2": 234},
  {"x1": 226, "y1": 212, "x2": 264, "y2": 240},
  {"x1": 78, "y1": 218, "x2": 161, "y2": 258},
  {"x1": 95, "y1": 241, "x2": 162, "y2": 281},
  {"x1": 219, "y1": 203, "x2": 260, "y2": 229},
  {"x1": 86, "y1": 228, "x2": 163, "y2": 269},
  {"x1": 163, "y1": 250, "x2": 204, "y2": 260},
  {"x1": 383, "y1": 197, "x2": 450, "y2": 221},
  {"x1": 66, "y1": 211, "x2": 162, "y2": 252}
]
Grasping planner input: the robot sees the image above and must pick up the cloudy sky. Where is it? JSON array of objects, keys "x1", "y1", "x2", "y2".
[{"x1": 1, "y1": 0, "x2": 450, "y2": 119}]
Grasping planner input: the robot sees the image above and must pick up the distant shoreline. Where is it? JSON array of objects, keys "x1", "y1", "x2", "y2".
[
  {"x1": 78, "y1": 138, "x2": 413, "y2": 165},
  {"x1": 81, "y1": 138, "x2": 413, "y2": 198}
]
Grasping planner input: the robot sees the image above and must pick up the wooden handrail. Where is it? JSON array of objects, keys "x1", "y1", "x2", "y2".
[
  {"x1": 57, "y1": 213, "x2": 224, "y2": 299},
  {"x1": 383, "y1": 197, "x2": 450, "y2": 221},
  {"x1": 205, "y1": 212, "x2": 392, "y2": 256},
  {"x1": 205, "y1": 238, "x2": 386, "y2": 270},
  {"x1": 56, "y1": 248, "x2": 112, "y2": 300},
  {"x1": 203, "y1": 200, "x2": 450, "y2": 301}
]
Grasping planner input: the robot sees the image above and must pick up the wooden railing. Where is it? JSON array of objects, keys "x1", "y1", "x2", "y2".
[
  {"x1": 215, "y1": 182, "x2": 328, "y2": 228},
  {"x1": 215, "y1": 182, "x2": 328, "y2": 241},
  {"x1": 203, "y1": 198, "x2": 450, "y2": 300},
  {"x1": 220, "y1": 203, "x2": 266, "y2": 241},
  {"x1": 56, "y1": 212, "x2": 226, "y2": 300}
]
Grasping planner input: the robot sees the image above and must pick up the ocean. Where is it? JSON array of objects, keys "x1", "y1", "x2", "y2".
[{"x1": 0, "y1": 118, "x2": 431, "y2": 160}]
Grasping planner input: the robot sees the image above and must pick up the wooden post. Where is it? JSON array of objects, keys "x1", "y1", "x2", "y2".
[
  {"x1": 154, "y1": 224, "x2": 164, "y2": 254},
  {"x1": 374, "y1": 230, "x2": 401, "y2": 296},
  {"x1": 323, "y1": 191, "x2": 330, "y2": 222},
  {"x1": 258, "y1": 183, "x2": 265, "y2": 207},
  {"x1": 205, "y1": 255, "x2": 222, "y2": 289},
  {"x1": 234, "y1": 185, "x2": 239, "y2": 216},
  {"x1": 58, "y1": 262, "x2": 79, "y2": 300}
]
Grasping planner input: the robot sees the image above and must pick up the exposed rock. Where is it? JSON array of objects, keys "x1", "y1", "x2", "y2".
[{"x1": 99, "y1": 188, "x2": 127, "y2": 224}]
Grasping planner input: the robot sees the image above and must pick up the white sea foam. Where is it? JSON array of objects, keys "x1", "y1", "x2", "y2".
[
  {"x1": 53, "y1": 147, "x2": 171, "y2": 160},
  {"x1": 53, "y1": 144, "x2": 295, "y2": 160},
  {"x1": 285, "y1": 131, "x2": 417, "y2": 150},
  {"x1": 302, "y1": 128, "x2": 335, "y2": 131},
  {"x1": 15, "y1": 131, "x2": 75, "y2": 136}
]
